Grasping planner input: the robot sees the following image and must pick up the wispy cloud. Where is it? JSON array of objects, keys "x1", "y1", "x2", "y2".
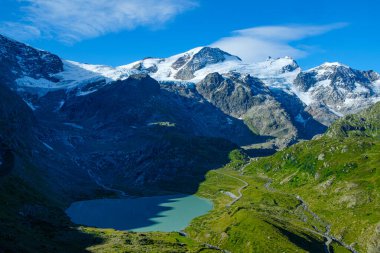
[
  {"x1": 0, "y1": 22, "x2": 41, "y2": 41},
  {"x1": 211, "y1": 23, "x2": 348, "y2": 62},
  {"x1": 0, "y1": 0, "x2": 197, "y2": 43}
]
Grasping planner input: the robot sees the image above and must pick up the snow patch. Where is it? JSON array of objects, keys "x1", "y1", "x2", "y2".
[
  {"x1": 56, "y1": 100, "x2": 65, "y2": 111},
  {"x1": 328, "y1": 108, "x2": 344, "y2": 117},
  {"x1": 293, "y1": 90, "x2": 313, "y2": 106},
  {"x1": 353, "y1": 83, "x2": 370, "y2": 94},
  {"x1": 42, "y1": 142, "x2": 54, "y2": 151},
  {"x1": 295, "y1": 113, "x2": 308, "y2": 126},
  {"x1": 11, "y1": 47, "x2": 303, "y2": 100},
  {"x1": 320, "y1": 62, "x2": 348, "y2": 68},
  {"x1": 64, "y1": 123, "x2": 84, "y2": 129},
  {"x1": 76, "y1": 89, "x2": 97, "y2": 96},
  {"x1": 22, "y1": 99, "x2": 37, "y2": 111},
  {"x1": 373, "y1": 80, "x2": 380, "y2": 93},
  {"x1": 16, "y1": 76, "x2": 55, "y2": 88}
]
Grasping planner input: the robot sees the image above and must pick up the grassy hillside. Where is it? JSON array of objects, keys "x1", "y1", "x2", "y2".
[
  {"x1": 82, "y1": 228, "x2": 220, "y2": 253},
  {"x1": 183, "y1": 103, "x2": 380, "y2": 253},
  {"x1": 1, "y1": 98, "x2": 378, "y2": 252},
  {"x1": 0, "y1": 169, "x2": 96, "y2": 252},
  {"x1": 185, "y1": 166, "x2": 329, "y2": 252},
  {"x1": 244, "y1": 103, "x2": 380, "y2": 252}
]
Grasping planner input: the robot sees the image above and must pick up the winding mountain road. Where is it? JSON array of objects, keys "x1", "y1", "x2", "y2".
[{"x1": 213, "y1": 168, "x2": 249, "y2": 207}]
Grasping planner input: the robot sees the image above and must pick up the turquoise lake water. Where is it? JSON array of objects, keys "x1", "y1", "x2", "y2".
[{"x1": 65, "y1": 194, "x2": 212, "y2": 232}]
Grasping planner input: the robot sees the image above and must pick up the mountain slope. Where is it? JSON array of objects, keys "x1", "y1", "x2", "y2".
[
  {"x1": 2, "y1": 33, "x2": 379, "y2": 149},
  {"x1": 196, "y1": 72, "x2": 298, "y2": 146},
  {"x1": 181, "y1": 102, "x2": 380, "y2": 253},
  {"x1": 57, "y1": 74, "x2": 252, "y2": 193},
  {"x1": 295, "y1": 63, "x2": 380, "y2": 124},
  {"x1": 246, "y1": 102, "x2": 380, "y2": 252},
  {"x1": 0, "y1": 34, "x2": 379, "y2": 252},
  {"x1": 0, "y1": 35, "x2": 63, "y2": 88},
  {"x1": 1, "y1": 33, "x2": 378, "y2": 149}
]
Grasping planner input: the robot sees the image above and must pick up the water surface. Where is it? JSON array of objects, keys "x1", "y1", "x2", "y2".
[{"x1": 66, "y1": 194, "x2": 212, "y2": 232}]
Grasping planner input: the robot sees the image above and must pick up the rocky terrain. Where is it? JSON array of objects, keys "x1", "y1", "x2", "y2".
[
  {"x1": 1, "y1": 33, "x2": 380, "y2": 195},
  {"x1": 0, "y1": 33, "x2": 379, "y2": 252}
]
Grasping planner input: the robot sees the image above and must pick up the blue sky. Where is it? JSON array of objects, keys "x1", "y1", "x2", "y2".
[{"x1": 0, "y1": 0, "x2": 379, "y2": 71}]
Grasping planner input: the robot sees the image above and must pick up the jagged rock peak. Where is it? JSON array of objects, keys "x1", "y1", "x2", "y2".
[
  {"x1": 295, "y1": 62, "x2": 380, "y2": 92},
  {"x1": 0, "y1": 34, "x2": 63, "y2": 86},
  {"x1": 173, "y1": 47, "x2": 241, "y2": 80}
]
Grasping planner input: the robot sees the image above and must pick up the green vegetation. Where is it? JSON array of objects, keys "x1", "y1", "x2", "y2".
[
  {"x1": 183, "y1": 103, "x2": 380, "y2": 253},
  {"x1": 82, "y1": 228, "x2": 219, "y2": 253},
  {"x1": 1, "y1": 104, "x2": 379, "y2": 252},
  {"x1": 227, "y1": 149, "x2": 249, "y2": 169},
  {"x1": 185, "y1": 166, "x2": 329, "y2": 253},
  {"x1": 0, "y1": 174, "x2": 97, "y2": 253},
  {"x1": 243, "y1": 103, "x2": 380, "y2": 252}
]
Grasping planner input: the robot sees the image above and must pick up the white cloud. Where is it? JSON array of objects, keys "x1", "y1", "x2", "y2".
[
  {"x1": 211, "y1": 23, "x2": 348, "y2": 62},
  {"x1": 0, "y1": 22, "x2": 41, "y2": 41},
  {"x1": 1, "y1": 0, "x2": 197, "y2": 43}
]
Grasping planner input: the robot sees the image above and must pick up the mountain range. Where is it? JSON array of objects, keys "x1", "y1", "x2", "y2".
[
  {"x1": 0, "y1": 34, "x2": 379, "y2": 252},
  {"x1": 3, "y1": 35, "x2": 380, "y2": 147},
  {"x1": 1, "y1": 32, "x2": 380, "y2": 195}
]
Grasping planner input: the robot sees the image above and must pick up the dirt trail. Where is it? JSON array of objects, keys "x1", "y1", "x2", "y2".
[{"x1": 296, "y1": 195, "x2": 358, "y2": 253}]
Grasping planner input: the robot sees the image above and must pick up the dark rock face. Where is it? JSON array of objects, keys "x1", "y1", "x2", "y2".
[
  {"x1": 196, "y1": 72, "x2": 299, "y2": 147},
  {"x1": 294, "y1": 72, "x2": 316, "y2": 92},
  {"x1": 132, "y1": 62, "x2": 158, "y2": 73},
  {"x1": 0, "y1": 84, "x2": 35, "y2": 148},
  {"x1": 196, "y1": 72, "x2": 270, "y2": 117},
  {"x1": 172, "y1": 54, "x2": 191, "y2": 70},
  {"x1": 0, "y1": 35, "x2": 63, "y2": 87},
  {"x1": 82, "y1": 135, "x2": 237, "y2": 194},
  {"x1": 305, "y1": 102, "x2": 340, "y2": 126},
  {"x1": 62, "y1": 74, "x2": 161, "y2": 124},
  {"x1": 60, "y1": 74, "x2": 258, "y2": 146},
  {"x1": 270, "y1": 89, "x2": 327, "y2": 139},
  {"x1": 0, "y1": 85, "x2": 33, "y2": 181},
  {"x1": 175, "y1": 47, "x2": 241, "y2": 80},
  {"x1": 51, "y1": 74, "x2": 258, "y2": 193},
  {"x1": 281, "y1": 61, "x2": 299, "y2": 73},
  {"x1": 0, "y1": 82, "x2": 99, "y2": 197}
]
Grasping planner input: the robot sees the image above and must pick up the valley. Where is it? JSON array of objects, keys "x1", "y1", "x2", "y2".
[{"x1": 0, "y1": 33, "x2": 379, "y2": 253}]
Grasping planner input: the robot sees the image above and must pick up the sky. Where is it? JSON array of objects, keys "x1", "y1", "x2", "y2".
[{"x1": 0, "y1": 0, "x2": 379, "y2": 71}]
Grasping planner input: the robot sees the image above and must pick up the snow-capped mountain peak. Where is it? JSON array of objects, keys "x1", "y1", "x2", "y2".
[
  {"x1": 117, "y1": 46, "x2": 242, "y2": 82},
  {"x1": 1, "y1": 33, "x2": 379, "y2": 128},
  {"x1": 293, "y1": 61, "x2": 380, "y2": 118},
  {"x1": 319, "y1": 62, "x2": 349, "y2": 68}
]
